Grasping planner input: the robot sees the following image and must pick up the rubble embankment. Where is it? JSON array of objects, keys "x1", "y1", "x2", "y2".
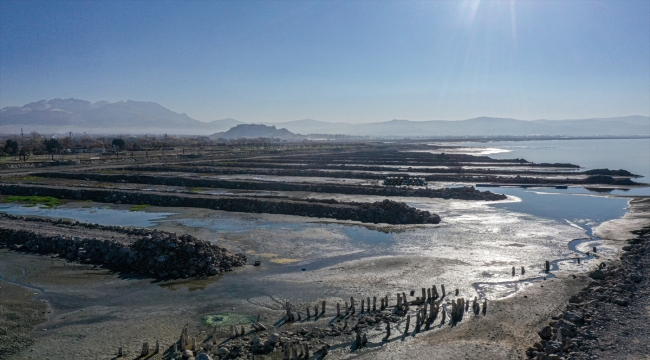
[
  {"x1": 36, "y1": 172, "x2": 507, "y2": 201},
  {"x1": 526, "y1": 226, "x2": 650, "y2": 360},
  {"x1": 127, "y1": 165, "x2": 639, "y2": 186},
  {"x1": 0, "y1": 213, "x2": 246, "y2": 279},
  {"x1": 0, "y1": 184, "x2": 441, "y2": 225}
]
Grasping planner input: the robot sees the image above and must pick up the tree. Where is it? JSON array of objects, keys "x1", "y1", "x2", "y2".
[
  {"x1": 44, "y1": 138, "x2": 60, "y2": 160},
  {"x1": 112, "y1": 138, "x2": 126, "y2": 150},
  {"x1": 18, "y1": 147, "x2": 30, "y2": 162},
  {"x1": 4, "y1": 139, "x2": 18, "y2": 155}
]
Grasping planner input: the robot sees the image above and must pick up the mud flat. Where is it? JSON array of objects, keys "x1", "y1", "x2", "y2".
[{"x1": 0, "y1": 283, "x2": 47, "y2": 359}]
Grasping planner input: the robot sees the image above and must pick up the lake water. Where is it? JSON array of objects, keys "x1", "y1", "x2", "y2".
[
  {"x1": 441, "y1": 138, "x2": 650, "y2": 196},
  {"x1": 0, "y1": 204, "x2": 174, "y2": 227}
]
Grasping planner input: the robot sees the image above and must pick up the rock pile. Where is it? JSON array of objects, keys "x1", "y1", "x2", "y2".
[
  {"x1": 0, "y1": 213, "x2": 246, "y2": 279},
  {"x1": 0, "y1": 184, "x2": 441, "y2": 225},
  {"x1": 527, "y1": 226, "x2": 650, "y2": 360}
]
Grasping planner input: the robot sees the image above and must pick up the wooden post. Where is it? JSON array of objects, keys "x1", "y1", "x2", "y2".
[
  {"x1": 345, "y1": 301, "x2": 349, "y2": 316},
  {"x1": 386, "y1": 321, "x2": 391, "y2": 338},
  {"x1": 433, "y1": 285, "x2": 438, "y2": 299},
  {"x1": 367, "y1": 297, "x2": 371, "y2": 313},
  {"x1": 322, "y1": 301, "x2": 326, "y2": 316},
  {"x1": 441, "y1": 285, "x2": 446, "y2": 297},
  {"x1": 351, "y1": 297, "x2": 355, "y2": 314},
  {"x1": 441, "y1": 308, "x2": 446, "y2": 324},
  {"x1": 361, "y1": 299, "x2": 365, "y2": 314},
  {"x1": 421, "y1": 288, "x2": 426, "y2": 300},
  {"x1": 521, "y1": 266, "x2": 525, "y2": 275},
  {"x1": 427, "y1": 288, "x2": 431, "y2": 301},
  {"x1": 314, "y1": 305, "x2": 318, "y2": 319},
  {"x1": 141, "y1": 342, "x2": 149, "y2": 356},
  {"x1": 397, "y1": 293, "x2": 402, "y2": 308},
  {"x1": 593, "y1": 246, "x2": 597, "y2": 253},
  {"x1": 455, "y1": 289, "x2": 459, "y2": 296},
  {"x1": 373, "y1": 296, "x2": 377, "y2": 312},
  {"x1": 385, "y1": 294, "x2": 389, "y2": 308},
  {"x1": 545, "y1": 260, "x2": 550, "y2": 273},
  {"x1": 118, "y1": 347, "x2": 123, "y2": 357},
  {"x1": 337, "y1": 302, "x2": 341, "y2": 317},
  {"x1": 482, "y1": 299, "x2": 487, "y2": 315},
  {"x1": 405, "y1": 314, "x2": 411, "y2": 333},
  {"x1": 512, "y1": 266, "x2": 515, "y2": 276},
  {"x1": 154, "y1": 340, "x2": 159, "y2": 353},
  {"x1": 307, "y1": 307, "x2": 311, "y2": 319}
]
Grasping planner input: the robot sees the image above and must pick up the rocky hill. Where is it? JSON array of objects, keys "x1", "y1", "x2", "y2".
[{"x1": 209, "y1": 124, "x2": 302, "y2": 139}]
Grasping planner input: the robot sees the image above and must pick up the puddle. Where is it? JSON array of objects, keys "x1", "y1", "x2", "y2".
[
  {"x1": 0, "y1": 204, "x2": 174, "y2": 227},
  {"x1": 202, "y1": 313, "x2": 256, "y2": 327}
]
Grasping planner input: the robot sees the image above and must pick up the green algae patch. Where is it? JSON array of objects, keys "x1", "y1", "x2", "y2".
[
  {"x1": 202, "y1": 313, "x2": 256, "y2": 328},
  {"x1": 190, "y1": 187, "x2": 204, "y2": 193},
  {"x1": 0, "y1": 195, "x2": 65, "y2": 208},
  {"x1": 129, "y1": 204, "x2": 150, "y2": 211}
]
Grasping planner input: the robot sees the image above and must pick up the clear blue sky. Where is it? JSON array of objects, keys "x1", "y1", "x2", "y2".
[{"x1": 1, "y1": 0, "x2": 649, "y2": 123}]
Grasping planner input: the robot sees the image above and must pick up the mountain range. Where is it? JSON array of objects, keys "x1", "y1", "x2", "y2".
[{"x1": 1, "y1": 98, "x2": 648, "y2": 138}]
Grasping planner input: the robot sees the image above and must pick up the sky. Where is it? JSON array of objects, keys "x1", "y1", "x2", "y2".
[{"x1": 1, "y1": 0, "x2": 649, "y2": 123}]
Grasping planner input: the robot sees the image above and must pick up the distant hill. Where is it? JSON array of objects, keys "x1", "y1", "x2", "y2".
[
  {"x1": 209, "y1": 124, "x2": 301, "y2": 139},
  {"x1": 266, "y1": 116, "x2": 650, "y2": 137},
  {"x1": 0, "y1": 98, "x2": 238, "y2": 134},
  {"x1": 2, "y1": 98, "x2": 648, "y2": 137}
]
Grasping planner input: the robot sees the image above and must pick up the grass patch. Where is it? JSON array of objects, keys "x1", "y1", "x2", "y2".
[
  {"x1": 129, "y1": 204, "x2": 150, "y2": 212},
  {"x1": 2, "y1": 175, "x2": 45, "y2": 182},
  {"x1": 190, "y1": 187, "x2": 204, "y2": 193},
  {"x1": 202, "y1": 313, "x2": 255, "y2": 328},
  {"x1": 0, "y1": 195, "x2": 65, "y2": 208}
]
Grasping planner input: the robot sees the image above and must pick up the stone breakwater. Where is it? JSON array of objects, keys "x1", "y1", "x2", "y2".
[
  {"x1": 128, "y1": 165, "x2": 638, "y2": 186},
  {"x1": 0, "y1": 213, "x2": 246, "y2": 279},
  {"x1": 36, "y1": 172, "x2": 507, "y2": 201},
  {"x1": 0, "y1": 184, "x2": 441, "y2": 225},
  {"x1": 527, "y1": 226, "x2": 650, "y2": 360}
]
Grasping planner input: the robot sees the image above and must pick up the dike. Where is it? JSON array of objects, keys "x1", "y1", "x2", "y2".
[
  {"x1": 0, "y1": 213, "x2": 246, "y2": 279},
  {"x1": 36, "y1": 172, "x2": 507, "y2": 201},
  {"x1": 0, "y1": 184, "x2": 441, "y2": 225}
]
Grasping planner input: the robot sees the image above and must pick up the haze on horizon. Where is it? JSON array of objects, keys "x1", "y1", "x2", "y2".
[{"x1": 1, "y1": 0, "x2": 649, "y2": 124}]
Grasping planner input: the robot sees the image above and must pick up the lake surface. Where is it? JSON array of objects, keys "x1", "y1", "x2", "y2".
[
  {"x1": 0, "y1": 204, "x2": 174, "y2": 227},
  {"x1": 443, "y1": 138, "x2": 650, "y2": 193}
]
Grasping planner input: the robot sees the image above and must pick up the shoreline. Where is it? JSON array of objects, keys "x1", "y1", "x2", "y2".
[{"x1": 0, "y1": 199, "x2": 643, "y2": 359}]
